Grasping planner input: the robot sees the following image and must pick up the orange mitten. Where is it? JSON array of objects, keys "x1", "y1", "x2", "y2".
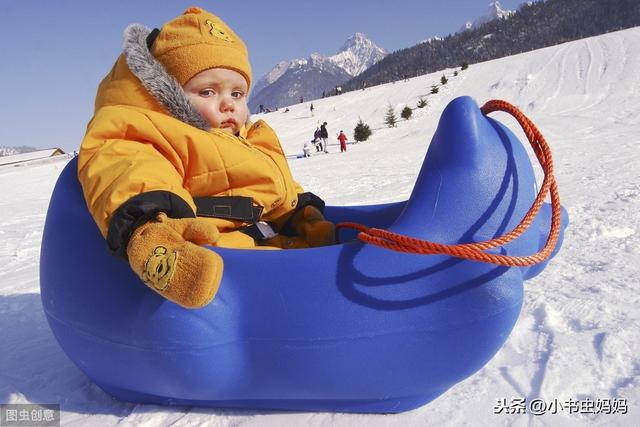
[
  {"x1": 291, "y1": 205, "x2": 336, "y2": 247},
  {"x1": 126, "y1": 213, "x2": 223, "y2": 308}
]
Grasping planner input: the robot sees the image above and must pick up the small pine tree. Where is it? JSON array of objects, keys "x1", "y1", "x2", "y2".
[
  {"x1": 417, "y1": 97, "x2": 428, "y2": 108},
  {"x1": 431, "y1": 85, "x2": 439, "y2": 94},
  {"x1": 384, "y1": 104, "x2": 397, "y2": 128},
  {"x1": 401, "y1": 106, "x2": 413, "y2": 120},
  {"x1": 461, "y1": 62, "x2": 469, "y2": 70},
  {"x1": 441, "y1": 74, "x2": 448, "y2": 85},
  {"x1": 353, "y1": 118, "x2": 372, "y2": 142},
  {"x1": 453, "y1": 70, "x2": 459, "y2": 77}
]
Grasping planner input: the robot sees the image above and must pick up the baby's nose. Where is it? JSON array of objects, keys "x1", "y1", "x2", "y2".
[{"x1": 220, "y1": 97, "x2": 234, "y2": 111}]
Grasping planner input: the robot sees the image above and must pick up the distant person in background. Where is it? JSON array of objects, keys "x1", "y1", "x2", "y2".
[
  {"x1": 313, "y1": 127, "x2": 322, "y2": 152},
  {"x1": 303, "y1": 140, "x2": 312, "y2": 157},
  {"x1": 320, "y1": 122, "x2": 329, "y2": 153},
  {"x1": 337, "y1": 130, "x2": 348, "y2": 153},
  {"x1": 310, "y1": 103, "x2": 314, "y2": 116}
]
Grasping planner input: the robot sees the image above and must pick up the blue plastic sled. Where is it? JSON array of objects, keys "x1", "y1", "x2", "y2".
[{"x1": 40, "y1": 97, "x2": 568, "y2": 413}]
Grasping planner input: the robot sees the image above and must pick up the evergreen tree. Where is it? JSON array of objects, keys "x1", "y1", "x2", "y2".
[
  {"x1": 417, "y1": 97, "x2": 428, "y2": 108},
  {"x1": 353, "y1": 118, "x2": 372, "y2": 142},
  {"x1": 453, "y1": 70, "x2": 459, "y2": 76},
  {"x1": 441, "y1": 74, "x2": 448, "y2": 85},
  {"x1": 384, "y1": 104, "x2": 397, "y2": 128},
  {"x1": 401, "y1": 106, "x2": 413, "y2": 120},
  {"x1": 431, "y1": 85, "x2": 439, "y2": 94},
  {"x1": 461, "y1": 62, "x2": 469, "y2": 71}
]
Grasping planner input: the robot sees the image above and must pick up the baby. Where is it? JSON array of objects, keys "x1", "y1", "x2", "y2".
[{"x1": 78, "y1": 7, "x2": 335, "y2": 309}]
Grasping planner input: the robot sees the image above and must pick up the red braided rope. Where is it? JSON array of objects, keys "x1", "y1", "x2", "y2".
[{"x1": 336, "y1": 99, "x2": 561, "y2": 267}]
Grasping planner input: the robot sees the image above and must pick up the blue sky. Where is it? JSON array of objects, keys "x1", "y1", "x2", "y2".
[{"x1": 0, "y1": 0, "x2": 526, "y2": 152}]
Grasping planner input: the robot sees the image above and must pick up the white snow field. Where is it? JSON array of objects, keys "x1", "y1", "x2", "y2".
[{"x1": 1, "y1": 27, "x2": 638, "y2": 426}]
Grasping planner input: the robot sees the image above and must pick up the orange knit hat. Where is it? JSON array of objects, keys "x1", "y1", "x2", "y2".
[{"x1": 151, "y1": 7, "x2": 252, "y2": 88}]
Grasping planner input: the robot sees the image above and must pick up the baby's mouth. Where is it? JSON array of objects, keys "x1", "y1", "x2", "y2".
[{"x1": 221, "y1": 119, "x2": 237, "y2": 128}]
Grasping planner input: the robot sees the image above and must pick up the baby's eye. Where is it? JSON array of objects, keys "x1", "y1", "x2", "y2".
[
  {"x1": 199, "y1": 89, "x2": 216, "y2": 97},
  {"x1": 232, "y1": 91, "x2": 245, "y2": 99}
]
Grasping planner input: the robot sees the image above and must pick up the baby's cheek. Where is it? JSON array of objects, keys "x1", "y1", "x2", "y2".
[{"x1": 239, "y1": 104, "x2": 250, "y2": 123}]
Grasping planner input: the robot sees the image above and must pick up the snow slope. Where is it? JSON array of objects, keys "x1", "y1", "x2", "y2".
[{"x1": 1, "y1": 27, "x2": 639, "y2": 426}]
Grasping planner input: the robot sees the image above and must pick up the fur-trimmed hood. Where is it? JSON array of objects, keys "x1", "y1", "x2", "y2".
[{"x1": 93, "y1": 24, "x2": 210, "y2": 131}]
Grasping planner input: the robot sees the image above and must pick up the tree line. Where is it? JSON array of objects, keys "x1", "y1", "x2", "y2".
[{"x1": 342, "y1": 0, "x2": 640, "y2": 92}]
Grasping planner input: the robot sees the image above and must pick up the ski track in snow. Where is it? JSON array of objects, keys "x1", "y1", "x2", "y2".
[{"x1": 1, "y1": 27, "x2": 639, "y2": 426}]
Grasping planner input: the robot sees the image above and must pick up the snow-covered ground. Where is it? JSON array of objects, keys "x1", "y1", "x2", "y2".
[{"x1": 1, "y1": 27, "x2": 639, "y2": 426}]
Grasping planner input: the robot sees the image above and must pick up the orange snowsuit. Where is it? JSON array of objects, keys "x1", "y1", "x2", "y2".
[{"x1": 78, "y1": 25, "x2": 312, "y2": 258}]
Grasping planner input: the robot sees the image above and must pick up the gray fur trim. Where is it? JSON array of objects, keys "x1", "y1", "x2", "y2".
[{"x1": 122, "y1": 24, "x2": 211, "y2": 131}]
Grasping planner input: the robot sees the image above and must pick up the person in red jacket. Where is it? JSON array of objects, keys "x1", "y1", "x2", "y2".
[{"x1": 337, "y1": 130, "x2": 348, "y2": 152}]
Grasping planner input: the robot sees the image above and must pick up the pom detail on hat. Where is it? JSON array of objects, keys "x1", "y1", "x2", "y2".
[{"x1": 183, "y1": 7, "x2": 203, "y2": 15}]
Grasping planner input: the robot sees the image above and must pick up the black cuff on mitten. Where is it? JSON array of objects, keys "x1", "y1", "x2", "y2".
[{"x1": 106, "y1": 191, "x2": 195, "y2": 260}]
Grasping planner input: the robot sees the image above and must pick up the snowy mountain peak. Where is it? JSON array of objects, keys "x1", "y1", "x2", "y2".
[
  {"x1": 459, "y1": 0, "x2": 515, "y2": 32},
  {"x1": 258, "y1": 33, "x2": 386, "y2": 84},
  {"x1": 339, "y1": 32, "x2": 371, "y2": 53},
  {"x1": 332, "y1": 32, "x2": 388, "y2": 76},
  {"x1": 250, "y1": 33, "x2": 387, "y2": 109},
  {"x1": 484, "y1": 1, "x2": 514, "y2": 21}
]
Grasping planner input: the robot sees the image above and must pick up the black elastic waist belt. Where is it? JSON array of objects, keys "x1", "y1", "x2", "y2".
[{"x1": 194, "y1": 196, "x2": 264, "y2": 222}]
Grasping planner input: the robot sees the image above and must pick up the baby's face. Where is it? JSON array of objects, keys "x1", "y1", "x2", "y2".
[{"x1": 183, "y1": 68, "x2": 249, "y2": 135}]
